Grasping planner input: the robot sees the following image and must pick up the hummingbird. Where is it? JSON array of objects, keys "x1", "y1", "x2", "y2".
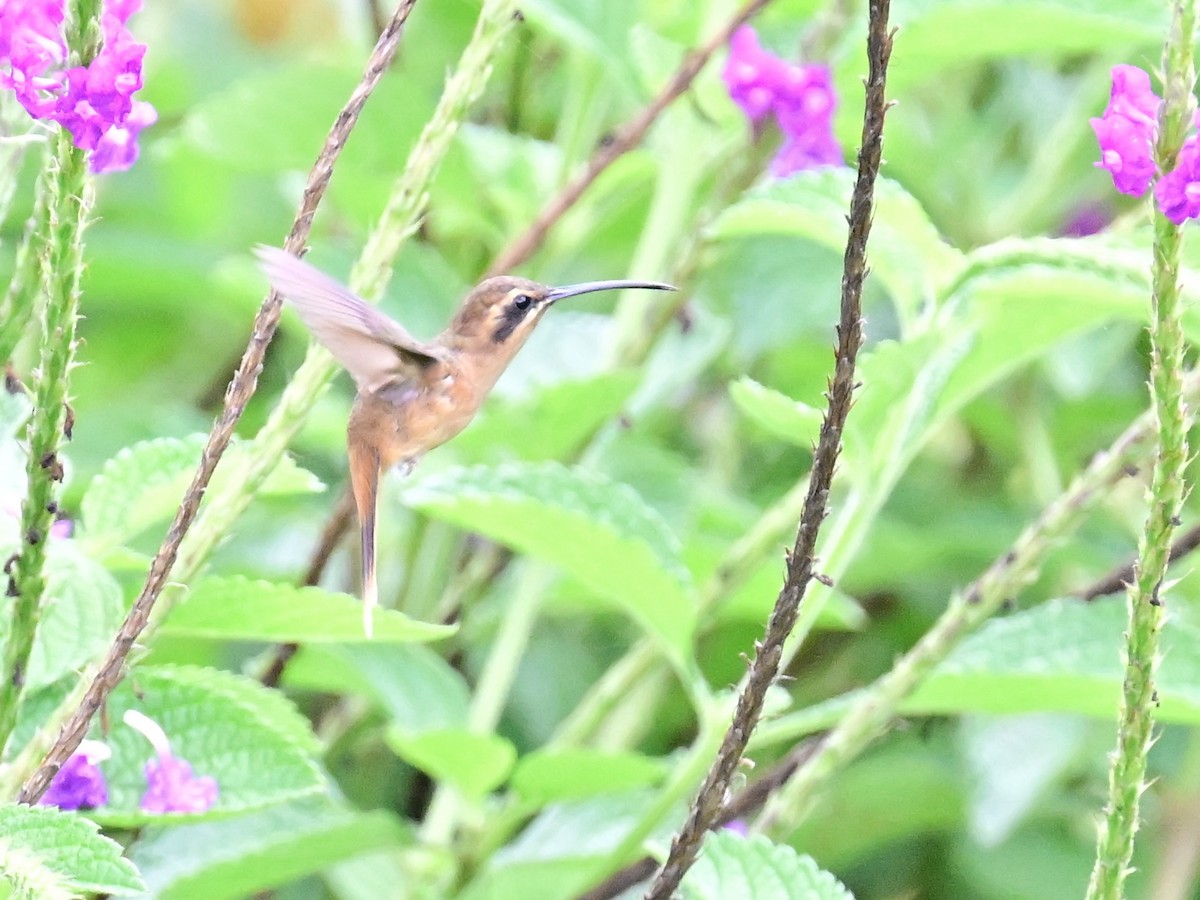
[{"x1": 255, "y1": 246, "x2": 676, "y2": 636}]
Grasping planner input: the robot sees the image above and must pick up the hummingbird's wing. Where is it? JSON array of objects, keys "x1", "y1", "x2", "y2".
[{"x1": 255, "y1": 246, "x2": 447, "y2": 391}]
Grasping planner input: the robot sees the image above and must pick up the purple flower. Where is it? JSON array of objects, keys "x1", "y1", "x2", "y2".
[
  {"x1": 123, "y1": 710, "x2": 218, "y2": 814},
  {"x1": 722, "y1": 818, "x2": 749, "y2": 836},
  {"x1": 723, "y1": 26, "x2": 792, "y2": 122},
  {"x1": 1155, "y1": 121, "x2": 1200, "y2": 224},
  {"x1": 1059, "y1": 202, "x2": 1112, "y2": 237},
  {"x1": 0, "y1": 0, "x2": 155, "y2": 173},
  {"x1": 39, "y1": 740, "x2": 110, "y2": 810},
  {"x1": 722, "y1": 25, "x2": 842, "y2": 177},
  {"x1": 1091, "y1": 65, "x2": 1160, "y2": 197}
]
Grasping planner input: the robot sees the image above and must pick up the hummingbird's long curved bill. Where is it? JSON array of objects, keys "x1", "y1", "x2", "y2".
[{"x1": 546, "y1": 280, "x2": 677, "y2": 303}]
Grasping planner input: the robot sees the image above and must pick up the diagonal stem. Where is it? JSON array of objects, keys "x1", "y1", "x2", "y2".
[
  {"x1": 15, "y1": 0, "x2": 422, "y2": 805},
  {"x1": 641, "y1": 1, "x2": 893, "y2": 894}
]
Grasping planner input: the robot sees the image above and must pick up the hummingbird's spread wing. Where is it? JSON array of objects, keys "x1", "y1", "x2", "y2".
[{"x1": 255, "y1": 246, "x2": 447, "y2": 391}]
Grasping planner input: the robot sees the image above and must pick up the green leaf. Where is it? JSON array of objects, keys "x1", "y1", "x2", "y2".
[
  {"x1": 845, "y1": 236, "x2": 1151, "y2": 481},
  {"x1": 0, "y1": 804, "x2": 144, "y2": 896},
  {"x1": 25, "y1": 544, "x2": 123, "y2": 690},
  {"x1": 906, "y1": 597, "x2": 1200, "y2": 721},
  {"x1": 785, "y1": 739, "x2": 965, "y2": 870},
  {"x1": 385, "y1": 728, "x2": 517, "y2": 798},
  {"x1": 455, "y1": 372, "x2": 641, "y2": 463},
  {"x1": 681, "y1": 832, "x2": 853, "y2": 900},
  {"x1": 458, "y1": 792, "x2": 678, "y2": 900},
  {"x1": 79, "y1": 435, "x2": 323, "y2": 554},
  {"x1": 94, "y1": 666, "x2": 322, "y2": 826},
  {"x1": 728, "y1": 378, "x2": 823, "y2": 447},
  {"x1": 884, "y1": 0, "x2": 1163, "y2": 93},
  {"x1": 129, "y1": 799, "x2": 408, "y2": 900},
  {"x1": 708, "y1": 170, "x2": 964, "y2": 321},
  {"x1": 511, "y1": 749, "x2": 667, "y2": 804},
  {"x1": 402, "y1": 462, "x2": 695, "y2": 663},
  {"x1": 161, "y1": 576, "x2": 455, "y2": 644},
  {"x1": 283, "y1": 644, "x2": 470, "y2": 733}
]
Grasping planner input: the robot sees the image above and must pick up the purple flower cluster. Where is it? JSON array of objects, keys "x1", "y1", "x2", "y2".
[
  {"x1": 39, "y1": 740, "x2": 109, "y2": 810},
  {"x1": 1092, "y1": 64, "x2": 1200, "y2": 224},
  {"x1": 125, "y1": 710, "x2": 219, "y2": 815},
  {"x1": 722, "y1": 26, "x2": 842, "y2": 177},
  {"x1": 0, "y1": 0, "x2": 156, "y2": 173},
  {"x1": 39, "y1": 711, "x2": 218, "y2": 815}
]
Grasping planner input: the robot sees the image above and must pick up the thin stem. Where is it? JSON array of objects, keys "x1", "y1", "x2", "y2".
[
  {"x1": 0, "y1": 0, "x2": 100, "y2": 760},
  {"x1": 15, "y1": 0, "x2": 423, "y2": 805},
  {"x1": 419, "y1": 564, "x2": 551, "y2": 846},
  {"x1": 759, "y1": 372, "x2": 1191, "y2": 837},
  {"x1": 643, "y1": 0, "x2": 893, "y2": 892},
  {"x1": 485, "y1": 0, "x2": 776, "y2": 277},
  {"x1": 588, "y1": 371, "x2": 1194, "y2": 892},
  {"x1": 1075, "y1": 520, "x2": 1200, "y2": 602},
  {"x1": 1087, "y1": 1, "x2": 1196, "y2": 893},
  {"x1": 0, "y1": 169, "x2": 50, "y2": 368}
]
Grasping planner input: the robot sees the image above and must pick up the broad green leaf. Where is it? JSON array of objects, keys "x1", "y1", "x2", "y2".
[
  {"x1": 492, "y1": 312, "x2": 613, "y2": 398},
  {"x1": 681, "y1": 832, "x2": 853, "y2": 900},
  {"x1": 129, "y1": 799, "x2": 408, "y2": 900},
  {"x1": 283, "y1": 644, "x2": 469, "y2": 733},
  {"x1": 847, "y1": 235, "x2": 1152, "y2": 480},
  {"x1": 708, "y1": 170, "x2": 965, "y2": 321},
  {"x1": 25, "y1": 544, "x2": 124, "y2": 690},
  {"x1": 161, "y1": 576, "x2": 454, "y2": 644},
  {"x1": 511, "y1": 749, "x2": 667, "y2": 804},
  {"x1": 177, "y1": 62, "x2": 431, "y2": 174},
  {"x1": 728, "y1": 377, "x2": 823, "y2": 447},
  {"x1": 0, "y1": 804, "x2": 144, "y2": 896},
  {"x1": 386, "y1": 728, "x2": 516, "y2": 799},
  {"x1": 883, "y1": 0, "x2": 1163, "y2": 93},
  {"x1": 784, "y1": 739, "x2": 965, "y2": 870},
  {"x1": 455, "y1": 372, "x2": 640, "y2": 463},
  {"x1": 458, "y1": 792, "x2": 680, "y2": 900},
  {"x1": 402, "y1": 462, "x2": 695, "y2": 663},
  {"x1": 79, "y1": 435, "x2": 323, "y2": 553},
  {"x1": 519, "y1": 0, "x2": 640, "y2": 95},
  {"x1": 906, "y1": 598, "x2": 1200, "y2": 720},
  {"x1": 94, "y1": 666, "x2": 322, "y2": 826},
  {"x1": 961, "y1": 713, "x2": 1089, "y2": 847}
]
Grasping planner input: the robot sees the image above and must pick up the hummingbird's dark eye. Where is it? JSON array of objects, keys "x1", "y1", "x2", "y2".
[{"x1": 513, "y1": 294, "x2": 533, "y2": 310}]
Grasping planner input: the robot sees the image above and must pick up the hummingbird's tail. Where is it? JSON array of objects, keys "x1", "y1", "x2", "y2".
[{"x1": 349, "y1": 442, "x2": 380, "y2": 639}]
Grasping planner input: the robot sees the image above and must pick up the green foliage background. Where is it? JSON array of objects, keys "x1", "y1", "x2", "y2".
[{"x1": 2, "y1": 0, "x2": 1197, "y2": 897}]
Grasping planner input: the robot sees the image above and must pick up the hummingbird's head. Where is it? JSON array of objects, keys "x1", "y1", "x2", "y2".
[{"x1": 447, "y1": 275, "x2": 677, "y2": 353}]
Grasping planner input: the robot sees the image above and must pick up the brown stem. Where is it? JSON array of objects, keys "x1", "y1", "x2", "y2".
[
  {"x1": 259, "y1": 487, "x2": 358, "y2": 689},
  {"x1": 17, "y1": 0, "x2": 422, "y2": 806},
  {"x1": 578, "y1": 740, "x2": 823, "y2": 900},
  {"x1": 641, "y1": 1, "x2": 894, "y2": 894},
  {"x1": 1076, "y1": 520, "x2": 1200, "y2": 602},
  {"x1": 485, "y1": 0, "x2": 776, "y2": 276}
]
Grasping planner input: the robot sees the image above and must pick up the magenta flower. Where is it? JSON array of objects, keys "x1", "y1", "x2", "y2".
[
  {"x1": 1090, "y1": 64, "x2": 1159, "y2": 197},
  {"x1": 39, "y1": 740, "x2": 110, "y2": 811},
  {"x1": 722, "y1": 25, "x2": 842, "y2": 177},
  {"x1": 1090, "y1": 65, "x2": 1200, "y2": 225},
  {"x1": 0, "y1": 0, "x2": 155, "y2": 173},
  {"x1": 123, "y1": 710, "x2": 218, "y2": 815},
  {"x1": 1155, "y1": 123, "x2": 1200, "y2": 224},
  {"x1": 722, "y1": 818, "x2": 749, "y2": 836}
]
